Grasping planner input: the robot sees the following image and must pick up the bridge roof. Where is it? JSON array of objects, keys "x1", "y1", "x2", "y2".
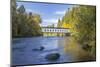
[{"x1": 41, "y1": 27, "x2": 70, "y2": 29}]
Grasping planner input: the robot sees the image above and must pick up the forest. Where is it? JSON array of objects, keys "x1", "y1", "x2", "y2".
[
  {"x1": 12, "y1": 0, "x2": 42, "y2": 37},
  {"x1": 58, "y1": 5, "x2": 96, "y2": 60}
]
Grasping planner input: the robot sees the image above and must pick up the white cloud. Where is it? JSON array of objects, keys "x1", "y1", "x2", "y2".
[
  {"x1": 43, "y1": 19, "x2": 58, "y2": 23},
  {"x1": 42, "y1": 19, "x2": 58, "y2": 27},
  {"x1": 55, "y1": 10, "x2": 66, "y2": 15}
]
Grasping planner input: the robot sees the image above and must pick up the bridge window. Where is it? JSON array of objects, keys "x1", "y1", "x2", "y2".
[
  {"x1": 56, "y1": 29, "x2": 58, "y2": 32},
  {"x1": 52, "y1": 29, "x2": 54, "y2": 32},
  {"x1": 60, "y1": 30, "x2": 61, "y2": 32},
  {"x1": 48, "y1": 29, "x2": 50, "y2": 32},
  {"x1": 62, "y1": 30, "x2": 64, "y2": 32},
  {"x1": 57, "y1": 29, "x2": 58, "y2": 32},
  {"x1": 44, "y1": 29, "x2": 46, "y2": 32},
  {"x1": 58, "y1": 30, "x2": 59, "y2": 32},
  {"x1": 44, "y1": 29, "x2": 49, "y2": 32},
  {"x1": 61, "y1": 29, "x2": 63, "y2": 32},
  {"x1": 62, "y1": 29, "x2": 64, "y2": 32},
  {"x1": 60, "y1": 30, "x2": 62, "y2": 32},
  {"x1": 59, "y1": 29, "x2": 60, "y2": 32},
  {"x1": 55, "y1": 29, "x2": 56, "y2": 32},
  {"x1": 46, "y1": 29, "x2": 48, "y2": 32}
]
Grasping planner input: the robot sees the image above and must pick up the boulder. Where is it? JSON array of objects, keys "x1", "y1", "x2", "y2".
[
  {"x1": 40, "y1": 46, "x2": 45, "y2": 51},
  {"x1": 82, "y1": 44, "x2": 92, "y2": 51},
  {"x1": 45, "y1": 53, "x2": 60, "y2": 61}
]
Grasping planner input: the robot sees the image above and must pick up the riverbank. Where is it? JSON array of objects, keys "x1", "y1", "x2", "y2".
[
  {"x1": 12, "y1": 35, "x2": 42, "y2": 38},
  {"x1": 64, "y1": 36, "x2": 96, "y2": 62},
  {"x1": 12, "y1": 36, "x2": 70, "y2": 39}
]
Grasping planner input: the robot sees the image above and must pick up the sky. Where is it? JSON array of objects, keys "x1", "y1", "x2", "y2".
[{"x1": 16, "y1": 1, "x2": 74, "y2": 27}]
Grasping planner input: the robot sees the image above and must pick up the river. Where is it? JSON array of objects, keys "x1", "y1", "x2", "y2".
[{"x1": 12, "y1": 37, "x2": 80, "y2": 65}]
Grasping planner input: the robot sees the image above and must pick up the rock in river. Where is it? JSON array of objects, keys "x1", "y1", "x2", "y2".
[
  {"x1": 32, "y1": 46, "x2": 45, "y2": 51},
  {"x1": 45, "y1": 53, "x2": 60, "y2": 61}
]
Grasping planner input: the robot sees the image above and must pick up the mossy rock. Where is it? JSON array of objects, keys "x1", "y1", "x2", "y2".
[{"x1": 45, "y1": 53, "x2": 60, "y2": 61}]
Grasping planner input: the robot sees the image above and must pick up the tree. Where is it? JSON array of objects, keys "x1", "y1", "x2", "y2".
[
  {"x1": 59, "y1": 5, "x2": 96, "y2": 55},
  {"x1": 57, "y1": 19, "x2": 61, "y2": 27},
  {"x1": 17, "y1": 5, "x2": 25, "y2": 13},
  {"x1": 12, "y1": 4, "x2": 42, "y2": 37}
]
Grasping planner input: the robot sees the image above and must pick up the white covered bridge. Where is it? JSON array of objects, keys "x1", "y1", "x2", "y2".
[{"x1": 41, "y1": 27, "x2": 70, "y2": 37}]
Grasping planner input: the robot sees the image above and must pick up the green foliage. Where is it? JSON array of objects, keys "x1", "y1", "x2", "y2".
[
  {"x1": 71, "y1": 6, "x2": 96, "y2": 45},
  {"x1": 57, "y1": 19, "x2": 61, "y2": 27},
  {"x1": 17, "y1": 5, "x2": 25, "y2": 13},
  {"x1": 62, "y1": 5, "x2": 96, "y2": 56},
  {"x1": 12, "y1": 0, "x2": 42, "y2": 37}
]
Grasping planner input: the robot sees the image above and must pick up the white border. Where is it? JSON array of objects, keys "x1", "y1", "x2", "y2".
[
  {"x1": 24, "y1": 0, "x2": 96, "y2": 5},
  {"x1": 0, "y1": 0, "x2": 100, "y2": 67}
]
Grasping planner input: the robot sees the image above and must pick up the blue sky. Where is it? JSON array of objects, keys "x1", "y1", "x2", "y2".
[{"x1": 17, "y1": 1, "x2": 74, "y2": 27}]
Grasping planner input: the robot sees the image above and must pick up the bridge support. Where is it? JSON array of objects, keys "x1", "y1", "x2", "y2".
[
  {"x1": 43, "y1": 32, "x2": 66, "y2": 37},
  {"x1": 43, "y1": 32, "x2": 57, "y2": 37},
  {"x1": 57, "y1": 33, "x2": 65, "y2": 37}
]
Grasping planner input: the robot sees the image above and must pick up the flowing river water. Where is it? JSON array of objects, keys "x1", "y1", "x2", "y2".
[{"x1": 12, "y1": 36, "x2": 93, "y2": 66}]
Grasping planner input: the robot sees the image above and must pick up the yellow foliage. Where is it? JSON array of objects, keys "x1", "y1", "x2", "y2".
[{"x1": 61, "y1": 22, "x2": 72, "y2": 28}]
